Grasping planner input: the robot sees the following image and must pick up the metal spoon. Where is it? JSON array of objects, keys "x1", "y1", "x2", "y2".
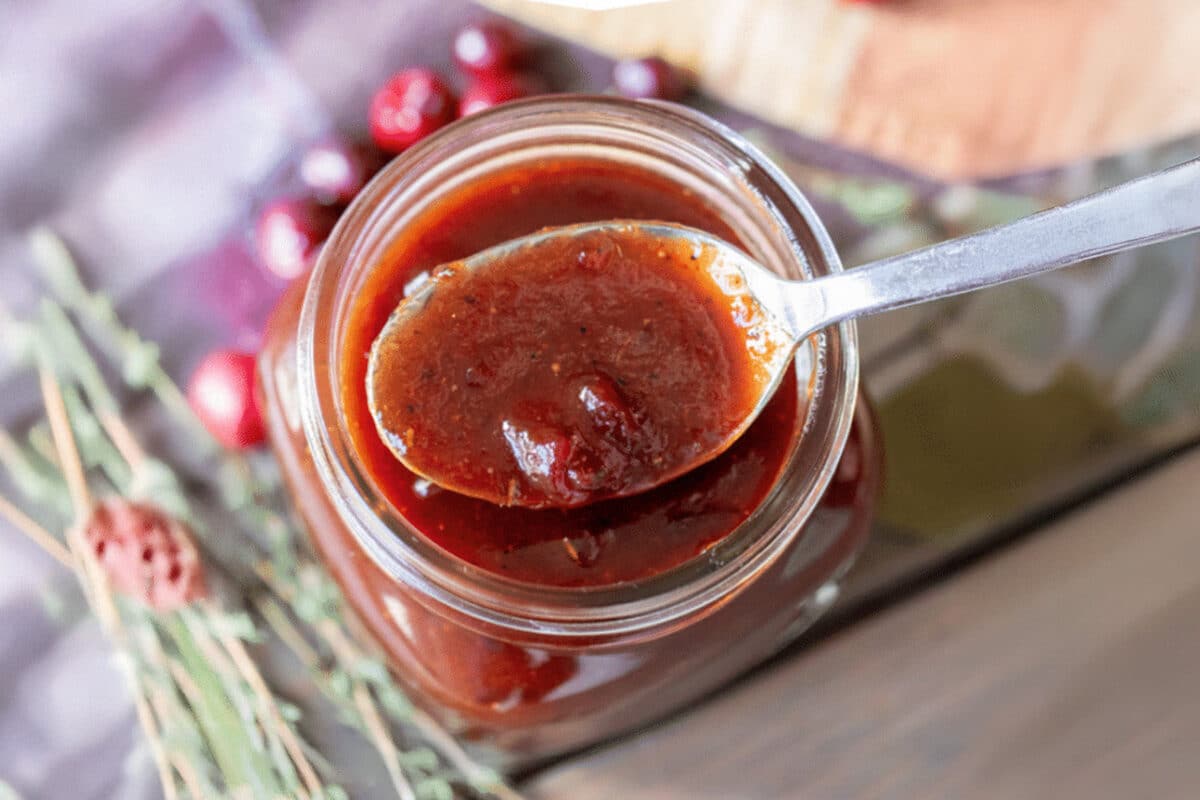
[{"x1": 369, "y1": 157, "x2": 1200, "y2": 506}]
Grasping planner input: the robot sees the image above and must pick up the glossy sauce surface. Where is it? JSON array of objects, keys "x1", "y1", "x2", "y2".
[
  {"x1": 367, "y1": 224, "x2": 780, "y2": 509},
  {"x1": 342, "y1": 159, "x2": 802, "y2": 586}
]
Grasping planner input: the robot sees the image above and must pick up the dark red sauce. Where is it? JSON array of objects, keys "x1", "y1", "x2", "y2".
[
  {"x1": 367, "y1": 224, "x2": 779, "y2": 509},
  {"x1": 341, "y1": 159, "x2": 802, "y2": 587}
]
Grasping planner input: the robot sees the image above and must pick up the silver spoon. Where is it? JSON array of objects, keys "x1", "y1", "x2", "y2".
[{"x1": 369, "y1": 157, "x2": 1200, "y2": 507}]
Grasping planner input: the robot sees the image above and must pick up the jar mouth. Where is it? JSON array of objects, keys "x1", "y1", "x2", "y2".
[{"x1": 298, "y1": 96, "x2": 859, "y2": 637}]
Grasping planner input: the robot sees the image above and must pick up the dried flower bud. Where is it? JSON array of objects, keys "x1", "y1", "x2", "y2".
[{"x1": 82, "y1": 500, "x2": 207, "y2": 611}]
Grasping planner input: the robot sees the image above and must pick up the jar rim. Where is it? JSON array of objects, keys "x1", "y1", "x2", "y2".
[{"x1": 297, "y1": 96, "x2": 860, "y2": 637}]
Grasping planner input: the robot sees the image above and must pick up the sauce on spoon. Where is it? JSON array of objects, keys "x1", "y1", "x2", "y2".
[{"x1": 368, "y1": 223, "x2": 788, "y2": 509}]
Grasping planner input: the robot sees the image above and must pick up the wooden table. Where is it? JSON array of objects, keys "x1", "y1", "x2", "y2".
[{"x1": 524, "y1": 448, "x2": 1200, "y2": 799}]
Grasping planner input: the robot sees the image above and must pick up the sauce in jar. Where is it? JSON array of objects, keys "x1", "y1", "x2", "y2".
[
  {"x1": 341, "y1": 160, "x2": 803, "y2": 586},
  {"x1": 259, "y1": 96, "x2": 878, "y2": 767}
]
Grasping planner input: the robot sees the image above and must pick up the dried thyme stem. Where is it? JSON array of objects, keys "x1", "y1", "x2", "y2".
[
  {"x1": 129, "y1": 675, "x2": 183, "y2": 800},
  {"x1": 99, "y1": 409, "x2": 148, "y2": 473},
  {"x1": 144, "y1": 684, "x2": 215, "y2": 800},
  {"x1": 251, "y1": 594, "x2": 322, "y2": 667},
  {"x1": 34, "y1": 370, "x2": 187, "y2": 800},
  {"x1": 313, "y1": 617, "x2": 514, "y2": 799},
  {"x1": 250, "y1": 591, "x2": 420, "y2": 800},
  {"x1": 253, "y1": 564, "x2": 421, "y2": 800},
  {"x1": 351, "y1": 683, "x2": 418, "y2": 800},
  {"x1": 41, "y1": 369, "x2": 296, "y2": 800},
  {"x1": 201, "y1": 600, "x2": 326, "y2": 798},
  {"x1": 0, "y1": 495, "x2": 182, "y2": 800},
  {"x1": 164, "y1": 620, "x2": 282, "y2": 797},
  {"x1": 410, "y1": 707, "x2": 521, "y2": 800},
  {"x1": 38, "y1": 366, "x2": 91, "y2": 521},
  {"x1": 0, "y1": 494, "x2": 72, "y2": 567},
  {"x1": 29, "y1": 229, "x2": 526, "y2": 800},
  {"x1": 76, "y1": 366, "x2": 327, "y2": 799}
]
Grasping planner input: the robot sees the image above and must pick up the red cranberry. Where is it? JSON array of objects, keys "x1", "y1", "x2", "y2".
[
  {"x1": 187, "y1": 349, "x2": 265, "y2": 450},
  {"x1": 612, "y1": 56, "x2": 690, "y2": 101},
  {"x1": 458, "y1": 73, "x2": 542, "y2": 116},
  {"x1": 452, "y1": 20, "x2": 524, "y2": 77},
  {"x1": 576, "y1": 373, "x2": 639, "y2": 452},
  {"x1": 298, "y1": 139, "x2": 383, "y2": 204},
  {"x1": 369, "y1": 68, "x2": 457, "y2": 153},
  {"x1": 501, "y1": 420, "x2": 580, "y2": 506},
  {"x1": 255, "y1": 196, "x2": 339, "y2": 280},
  {"x1": 83, "y1": 500, "x2": 206, "y2": 611}
]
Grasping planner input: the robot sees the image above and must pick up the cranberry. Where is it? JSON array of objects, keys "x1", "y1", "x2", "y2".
[
  {"x1": 83, "y1": 500, "x2": 206, "y2": 611},
  {"x1": 187, "y1": 349, "x2": 265, "y2": 449},
  {"x1": 500, "y1": 420, "x2": 580, "y2": 506},
  {"x1": 576, "y1": 373, "x2": 639, "y2": 452},
  {"x1": 255, "y1": 196, "x2": 339, "y2": 280},
  {"x1": 369, "y1": 68, "x2": 457, "y2": 153},
  {"x1": 458, "y1": 73, "x2": 542, "y2": 116},
  {"x1": 612, "y1": 56, "x2": 690, "y2": 101},
  {"x1": 452, "y1": 20, "x2": 524, "y2": 77},
  {"x1": 298, "y1": 139, "x2": 383, "y2": 204}
]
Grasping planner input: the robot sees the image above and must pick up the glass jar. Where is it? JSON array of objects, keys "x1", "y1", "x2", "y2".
[{"x1": 259, "y1": 96, "x2": 879, "y2": 768}]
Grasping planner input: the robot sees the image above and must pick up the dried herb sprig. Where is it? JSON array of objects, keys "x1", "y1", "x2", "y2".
[
  {"x1": 7, "y1": 358, "x2": 344, "y2": 799},
  {"x1": 5, "y1": 230, "x2": 523, "y2": 799}
]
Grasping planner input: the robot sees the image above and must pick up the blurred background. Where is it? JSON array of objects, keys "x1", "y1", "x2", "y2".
[{"x1": 2, "y1": 1, "x2": 1199, "y2": 798}]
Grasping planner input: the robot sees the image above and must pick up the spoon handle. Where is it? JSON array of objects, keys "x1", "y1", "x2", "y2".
[{"x1": 788, "y1": 157, "x2": 1200, "y2": 338}]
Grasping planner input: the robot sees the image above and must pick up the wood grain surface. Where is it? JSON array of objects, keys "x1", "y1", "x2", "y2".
[
  {"x1": 524, "y1": 447, "x2": 1200, "y2": 799},
  {"x1": 484, "y1": 0, "x2": 1200, "y2": 179}
]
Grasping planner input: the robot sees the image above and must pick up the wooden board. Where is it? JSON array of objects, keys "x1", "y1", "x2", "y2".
[
  {"x1": 524, "y1": 447, "x2": 1200, "y2": 799},
  {"x1": 484, "y1": 0, "x2": 1200, "y2": 179}
]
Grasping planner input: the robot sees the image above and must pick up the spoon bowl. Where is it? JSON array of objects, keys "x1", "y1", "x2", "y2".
[{"x1": 366, "y1": 221, "x2": 796, "y2": 509}]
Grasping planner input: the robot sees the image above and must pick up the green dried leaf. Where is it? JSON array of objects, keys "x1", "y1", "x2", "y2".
[
  {"x1": 376, "y1": 683, "x2": 414, "y2": 720},
  {"x1": 165, "y1": 616, "x2": 282, "y2": 796},
  {"x1": 466, "y1": 767, "x2": 506, "y2": 794},
  {"x1": 327, "y1": 669, "x2": 352, "y2": 700},
  {"x1": 122, "y1": 340, "x2": 161, "y2": 388},
  {"x1": 397, "y1": 747, "x2": 440, "y2": 773},
  {"x1": 353, "y1": 658, "x2": 391, "y2": 686},
  {"x1": 207, "y1": 610, "x2": 263, "y2": 643},
  {"x1": 293, "y1": 567, "x2": 341, "y2": 623},
  {"x1": 0, "y1": 431, "x2": 65, "y2": 508},
  {"x1": 38, "y1": 300, "x2": 120, "y2": 414},
  {"x1": 416, "y1": 777, "x2": 455, "y2": 800},
  {"x1": 831, "y1": 180, "x2": 916, "y2": 225},
  {"x1": 277, "y1": 701, "x2": 303, "y2": 723},
  {"x1": 0, "y1": 317, "x2": 39, "y2": 365},
  {"x1": 61, "y1": 384, "x2": 131, "y2": 490},
  {"x1": 218, "y1": 462, "x2": 255, "y2": 509},
  {"x1": 28, "y1": 228, "x2": 90, "y2": 307}
]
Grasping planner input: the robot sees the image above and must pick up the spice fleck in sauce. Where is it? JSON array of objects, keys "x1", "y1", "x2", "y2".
[{"x1": 341, "y1": 159, "x2": 802, "y2": 586}]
